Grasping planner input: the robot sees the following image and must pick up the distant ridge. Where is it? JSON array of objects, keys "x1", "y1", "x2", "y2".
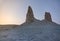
[{"x1": 0, "y1": 24, "x2": 18, "y2": 29}]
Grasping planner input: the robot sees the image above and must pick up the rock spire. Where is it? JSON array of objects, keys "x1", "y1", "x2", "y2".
[
  {"x1": 45, "y1": 12, "x2": 52, "y2": 22},
  {"x1": 26, "y1": 6, "x2": 35, "y2": 23}
]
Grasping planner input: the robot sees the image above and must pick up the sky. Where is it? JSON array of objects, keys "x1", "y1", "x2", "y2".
[{"x1": 0, "y1": 0, "x2": 60, "y2": 25}]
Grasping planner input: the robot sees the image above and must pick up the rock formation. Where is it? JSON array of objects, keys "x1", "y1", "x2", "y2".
[
  {"x1": 45, "y1": 12, "x2": 52, "y2": 22},
  {"x1": 26, "y1": 6, "x2": 35, "y2": 23},
  {"x1": 26, "y1": 6, "x2": 52, "y2": 23}
]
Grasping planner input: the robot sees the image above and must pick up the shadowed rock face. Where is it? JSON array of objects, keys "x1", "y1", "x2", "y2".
[
  {"x1": 45, "y1": 12, "x2": 52, "y2": 22},
  {"x1": 26, "y1": 6, "x2": 35, "y2": 23}
]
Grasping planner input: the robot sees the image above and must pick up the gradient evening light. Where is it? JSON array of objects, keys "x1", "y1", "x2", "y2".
[{"x1": 0, "y1": 0, "x2": 60, "y2": 25}]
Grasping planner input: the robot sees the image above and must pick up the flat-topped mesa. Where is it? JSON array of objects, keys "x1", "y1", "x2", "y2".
[
  {"x1": 45, "y1": 12, "x2": 52, "y2": 22},
  {"x1": 26, "y1": 6, "x2": 35, "y2": 23}
]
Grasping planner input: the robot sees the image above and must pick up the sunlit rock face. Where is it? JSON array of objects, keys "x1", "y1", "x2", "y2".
[
  {"x1": 45, "y1": 12, "x2": 52, "y2": 22},
  {"x1": 26, "y1": 6, "x2": 35, "y2": 23}
]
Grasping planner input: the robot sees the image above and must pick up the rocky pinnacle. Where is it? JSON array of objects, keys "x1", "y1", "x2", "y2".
[
  {"x1": 45, "y1": 12, "x2": 52, "y2": 22},
  {"x1": 26, "y1": 6, "x2": 35, "y2": 23}
]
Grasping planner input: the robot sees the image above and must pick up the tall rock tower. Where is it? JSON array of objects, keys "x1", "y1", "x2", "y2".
[
  {"x1": 26, "y1": 6, "x2": 35, "y2": 23},
  {"x1": 45, "y1": 12, "x2": 52, "y2": 22}
]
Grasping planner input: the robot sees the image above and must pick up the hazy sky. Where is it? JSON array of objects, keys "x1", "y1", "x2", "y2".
[{"x1": 0, "y1": 0, "x2": 60, "y2": 25}]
